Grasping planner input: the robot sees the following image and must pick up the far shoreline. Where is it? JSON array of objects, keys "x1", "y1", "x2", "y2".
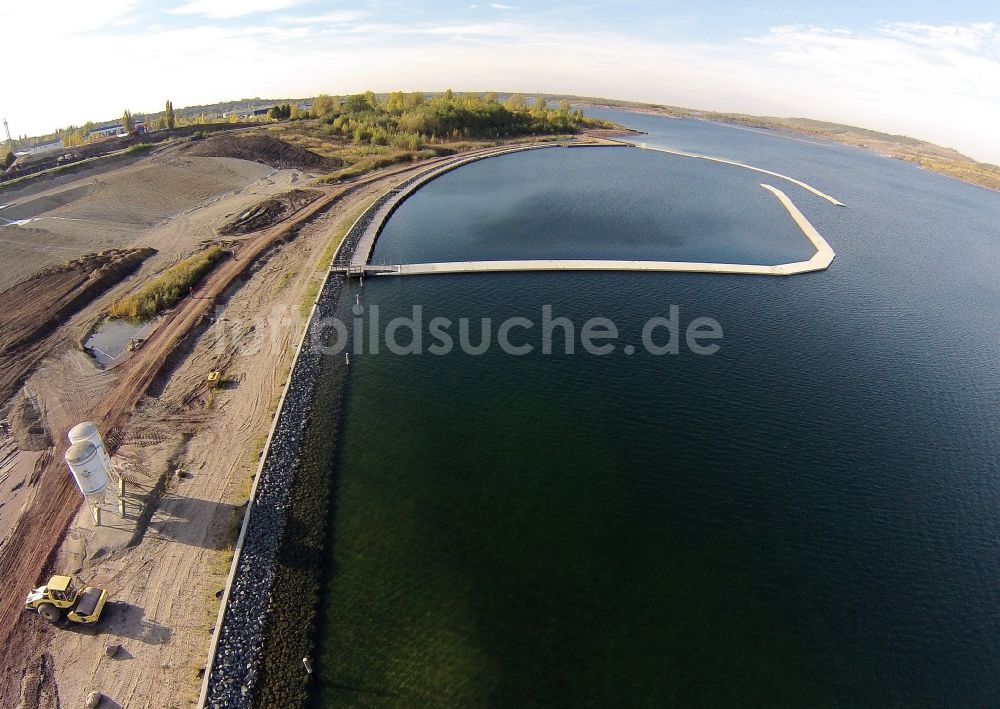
[{"x1": 576, "y1": 99, "x2": 1000, "y2": 194}]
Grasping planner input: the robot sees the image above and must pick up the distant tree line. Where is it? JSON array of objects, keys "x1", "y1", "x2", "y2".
[
  {"x1": 304, "y1": 90, "x2": 610, "y2": 149},
  {"x1": 25, "y1": 91, "x2": 611, "y2": 153}
]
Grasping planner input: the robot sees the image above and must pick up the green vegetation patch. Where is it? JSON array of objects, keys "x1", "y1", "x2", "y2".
[
  {"x1": 108, "y1": 245, "x2": 226, "y2": 320},
  {"x1": 258, "y1": 91, "x2": 614, "y2": 180}
]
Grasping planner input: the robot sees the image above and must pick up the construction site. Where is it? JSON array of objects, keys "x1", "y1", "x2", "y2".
[{"x1": 0, "y1": 127, "x2": 564, "y2": 708}]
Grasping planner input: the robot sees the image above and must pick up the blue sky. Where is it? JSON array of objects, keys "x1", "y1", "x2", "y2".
[{"x1": 3, "y1": 1, "x2": 999, "y2": 161}]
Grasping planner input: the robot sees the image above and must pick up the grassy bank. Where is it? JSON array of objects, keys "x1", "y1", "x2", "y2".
[{"x1": 109, "y1": 245, "x2": 226, "y2": 320}]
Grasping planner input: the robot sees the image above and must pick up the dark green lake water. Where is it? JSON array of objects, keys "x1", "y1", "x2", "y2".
[{"x1": 312, "y1": 109, "x2": 1000, "y2": 707}]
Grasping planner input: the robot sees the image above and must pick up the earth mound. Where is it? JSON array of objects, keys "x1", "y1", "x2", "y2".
[
  {"x1": 181, "y1": 135, "x2": 338, "y2": 171},
  {"x1": 220, "y1": 189, "x2": 324, "y2": 235},
  {"x1": 8, "y1": 394, "x2": 50, "y2": 451}
]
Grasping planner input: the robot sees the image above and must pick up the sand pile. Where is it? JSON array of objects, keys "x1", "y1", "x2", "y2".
[{"x1": 181, "y1": 135, "x2": 337, "y2": 171}]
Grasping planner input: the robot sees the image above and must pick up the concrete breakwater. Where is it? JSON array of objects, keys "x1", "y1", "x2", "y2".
[
  {"x1": 350, "y1": 143, "x2": 561, "y2": 268},
  {"x1": 374, "y1": 183, "x2": 836, "y2": 277},
  {"x1": 352, "y1": 144, "x2": 840, "y2": 278}
]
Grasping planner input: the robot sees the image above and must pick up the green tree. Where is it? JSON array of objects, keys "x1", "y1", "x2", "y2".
[
  {"x1": 165, "y1": 100, "x2": 175, "y2": 129},
  {"x1": 404, "y1": 92, "x2": 424, "y2": 110},
  {"x1": 312, "y1": 94, "x2": 336, "y2": 117},
  {"x1": 344, "y1": 93, "x2": 373, "y2": 113},
  {"x1": 385, "y1": 91, "x2": 406, "y2": 114},
  {"x1": 504, "y1": 93, "x2": 526, "y2": 111},
  {"x1": 2, "y1": 151, "x2": 15, "y2": 170},
  {"x1": 559, "y1": 99, "x2": 571, "y2": 114},
  {"x1": 122, "y1": 109, "x2": 135, "y2": 135}
]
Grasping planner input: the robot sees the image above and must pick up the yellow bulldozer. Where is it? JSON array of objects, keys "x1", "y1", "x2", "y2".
[{"x1": 24, "y1": 575, "x2": 108, "y2": 624}]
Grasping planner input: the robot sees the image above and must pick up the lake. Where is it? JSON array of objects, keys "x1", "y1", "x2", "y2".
[{"x1": 310, "y1": 108, "x2": 1000, "y2": 707}]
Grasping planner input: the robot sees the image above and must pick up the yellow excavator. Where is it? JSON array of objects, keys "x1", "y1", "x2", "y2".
[{"x1": 24, "y1": 575, "x2": 108, "y2": 624}]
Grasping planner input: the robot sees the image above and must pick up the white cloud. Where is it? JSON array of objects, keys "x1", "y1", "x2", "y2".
[
  {"x1": 166, "y1": 0, "x2": 309, "y2": 19},
  {"x1": 490, "y1": 3, "x2": 517, "y2": 9},
  {"x1": 344, "y1": 21, "x2": 523, "y2": 39},
  {"x1": 743, "y1": 23, "x2": 1000, "y2": 157},
  {"x1": 4, "y1": 12, "x2": 1000, "y2": 163},
  {"x1": 0, "y1": 0, "x2": 138, "y2": 35},
  {"x1": 278, "y1": 11, "x2": 368, "y2": 24}
]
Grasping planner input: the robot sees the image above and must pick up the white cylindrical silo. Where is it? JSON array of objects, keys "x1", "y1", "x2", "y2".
[
  {"x1": 68, "y1": 421, "x2": 113, "y2": 473},
  {"x1": 65, "y1": 441, "x2": 109, "y2": 497}
]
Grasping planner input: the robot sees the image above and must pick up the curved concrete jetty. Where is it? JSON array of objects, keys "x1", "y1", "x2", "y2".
[
  {"x1": 349, "y1": 143, "x2": 840, "y2": 279},
  {"x1": 350, "y1": 143, "x2": 557, "y2": 269},
  {"x1": 373, "y1": 184, "x2": 835, "y2": 277},
  {"x1": 634, "y1": 143, "x2": 846, "y2": 207}
]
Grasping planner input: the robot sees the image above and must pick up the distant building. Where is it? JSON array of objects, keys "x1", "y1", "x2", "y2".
[
  {"x1": 226, "y1": 106, "x2": 276, "y2": 120},
  {"x1": 90, "y1": 120, "x2": 145, "y2": 139},
  {"x1": 14, "y1": 139, "x2": 63, "y2": 157},
  {"x1": 90, "y1": 124, "x2": 122, "y2": 138}
]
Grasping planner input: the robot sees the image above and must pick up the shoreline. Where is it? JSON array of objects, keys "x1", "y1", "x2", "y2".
[
  {"x1": 200, "y1": 143, "x2": 554, "y2": 707},
  {"x1": 0, "y1": 147, "x2": 503, "y2": 707},
  {"x1": 580, "y1": 101, "x2": 1000, "y2": 194}
]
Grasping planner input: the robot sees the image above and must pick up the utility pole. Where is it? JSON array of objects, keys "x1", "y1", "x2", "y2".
[{"x1": 2, "y1": 118, "x2": 11, "y2": 149}]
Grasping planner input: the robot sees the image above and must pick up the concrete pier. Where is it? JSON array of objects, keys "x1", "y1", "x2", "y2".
[
  {"x1": 348, "y1": 142, "x2": 842, "y2": 279},
  {"x1": 633, "y1": 143, "x2": 846, "y2": 207},
  {"x1": 373, "y1": 183, "x2": 835, "y2": 277},
  {"x1": 350, "y1": 144, "x2": 558, "y2": 269}
]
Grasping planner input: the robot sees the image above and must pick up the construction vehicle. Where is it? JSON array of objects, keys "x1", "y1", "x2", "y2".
[{"x1": 24, "y1": 575, "x2": 108, "y2": 624}]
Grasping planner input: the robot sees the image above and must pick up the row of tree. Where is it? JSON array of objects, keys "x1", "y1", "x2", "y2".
[
  {"x1": 45, "y1": 92, "x2": 608, "y2": 151},
  {"x1": 307, "y1": 91, "x2": 608, "y2": 147}
]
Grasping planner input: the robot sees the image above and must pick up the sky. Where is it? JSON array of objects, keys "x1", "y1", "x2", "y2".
[{"x1": 2, "y1": 0, "x2": 999, "y2": 162}]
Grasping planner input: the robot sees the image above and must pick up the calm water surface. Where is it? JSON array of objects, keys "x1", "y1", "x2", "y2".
[
  {"x1": 372, "y1": 147, "x2": 814, "y2": 265},
  {"x1": 312, "y1": 109, "x2": 1000, "y2": 707}
]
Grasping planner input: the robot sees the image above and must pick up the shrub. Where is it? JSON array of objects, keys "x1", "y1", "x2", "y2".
[{"x1": 109, "y1": 245, "x2": 226, "y2": 320}]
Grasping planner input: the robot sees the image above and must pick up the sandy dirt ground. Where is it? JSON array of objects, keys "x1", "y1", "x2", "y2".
[
  {"x1": 0, "y1": 150, "x2": 313, "y2": 543},
  {"x1": 0, "y1": 150, "x2": 298, "y2": 290},
  {"x1": 0, "y1": 142, "x2": 458, "y2": 707},
  {"x1": 41, "y1": 175, "x2": 416, "y2": 709}
]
